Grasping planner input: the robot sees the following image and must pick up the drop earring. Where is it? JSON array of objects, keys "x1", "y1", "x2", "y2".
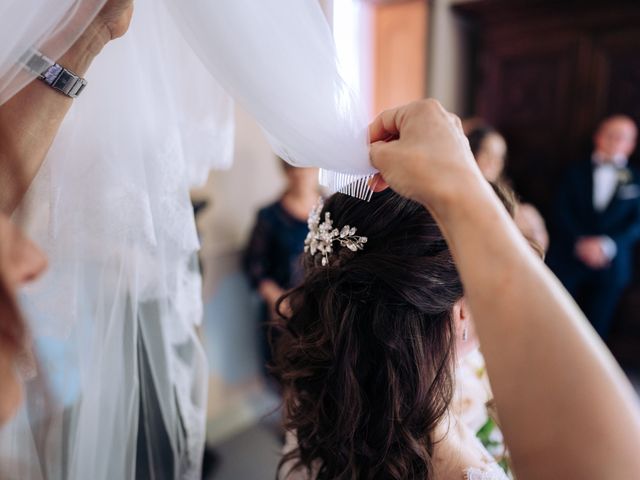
[{"x1": 462, "y1": 326, "x2": 468, "y2": 342}]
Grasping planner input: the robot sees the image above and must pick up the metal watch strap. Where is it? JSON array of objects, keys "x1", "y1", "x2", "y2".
[
  {"x1": 40, "y1": 63, "x2": 87, "y2": 98},
  {"x1": 21, "y1": 49, "x2": 87, "y2": 98}
]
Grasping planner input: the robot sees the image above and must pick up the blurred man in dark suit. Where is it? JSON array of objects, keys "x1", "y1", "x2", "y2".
[{"x1": 548, "y1": 115, "x2": 640, "y2": 338}]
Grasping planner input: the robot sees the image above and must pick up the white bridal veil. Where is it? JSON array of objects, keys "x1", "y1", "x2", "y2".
[
  {"x1": 2, "y1": 0, "x2": 371, "y2": 479},
  {"x1": 164, "y1": 0, "x2": 375, "y2": 198},
  {"x1": 4, "y1": 0, "x2": 232, "y2": 478}
]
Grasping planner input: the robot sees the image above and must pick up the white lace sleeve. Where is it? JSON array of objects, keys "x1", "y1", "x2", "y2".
[{"x1": 464, "y1": 464, "x2": 510, "y2": 480}]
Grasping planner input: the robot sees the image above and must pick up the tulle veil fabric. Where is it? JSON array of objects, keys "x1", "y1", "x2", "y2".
[
  {"x1": 3, "y1": 0, "x2": 233, "y2": 478},
  {"x1": 2, "y1": 0, "x2": 372, "y2": 478},
  {"x1": 164, "y1": 0, "x2": 375, "y2": 198},
  {"x1": 0, "y1": 0, "x2": 107, "y2": 105}
]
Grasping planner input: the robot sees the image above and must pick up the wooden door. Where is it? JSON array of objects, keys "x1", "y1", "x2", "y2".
[
  {"x1": 590, "y1": 29, "x2": 640, "y2": 132},
  {"x1": 371, "y1": 0, "x2": 428, "y2": 115},
  {"x1": 456, "y1": 0, "x2": 640, "y2": 211},
  {"x1": 476, "y1": 31, "x2": 590, "y2": 214}
]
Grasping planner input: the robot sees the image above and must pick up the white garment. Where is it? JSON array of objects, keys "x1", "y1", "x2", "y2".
[
  {"x1": 163, "y1": 0, "x2": 374, "y2": 199},
  {"x1": 464, "y1": 465, "x2": 510, "y2": 480},
  {"x1": 592, "y1": 152, "x2": 627, "y2": 212},
  {"x1": 453, "y1": 349, "x2": 494, "y2": 433},
  {"x1": 591, "y1": 153, "x2": 626, "y2": 259}
]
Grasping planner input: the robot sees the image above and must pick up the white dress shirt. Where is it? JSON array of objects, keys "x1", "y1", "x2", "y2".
[
  {"x1": 591, "y1": 152, "x2": 627, "y2": 259},
  {"x1": 592, "y1": 152, "x2": 627, "y2": 211}
]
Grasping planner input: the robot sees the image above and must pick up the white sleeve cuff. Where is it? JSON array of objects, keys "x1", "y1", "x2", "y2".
[{"x1": 600, "y1": 236, "x2": 617, "y2": 260}]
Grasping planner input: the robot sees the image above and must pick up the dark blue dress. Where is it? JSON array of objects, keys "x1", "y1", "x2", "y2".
[
  {"x1": 243, "y1": 200, "x2": 309, "y2": 374},
  {"x1": 244, "y1": 200, "x2": 308, "y2": 291}
]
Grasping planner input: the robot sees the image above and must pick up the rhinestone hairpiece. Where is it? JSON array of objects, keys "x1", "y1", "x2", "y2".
[{"x1": 304, "y1": 199, "x2": 368, "y2": 266}]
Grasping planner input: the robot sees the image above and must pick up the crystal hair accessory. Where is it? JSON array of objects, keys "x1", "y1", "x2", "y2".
[{"x1": 304, "y1": 199, "x2": 368, "y2": 266}]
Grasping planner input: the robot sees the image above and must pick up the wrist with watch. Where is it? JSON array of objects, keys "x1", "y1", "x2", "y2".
[{"x1": 21, "y1": 48, "x2": 88, "y2": 99}]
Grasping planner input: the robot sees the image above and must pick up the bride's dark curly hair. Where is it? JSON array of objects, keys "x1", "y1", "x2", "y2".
[{"x1": 271, "y1": 188, "x2": 503, "y2": 480}]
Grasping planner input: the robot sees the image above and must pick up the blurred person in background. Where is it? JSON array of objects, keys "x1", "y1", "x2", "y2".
[
  {"x1": 244, "y1": 160, "x2": 319, "y2": 381},
  {"x1": 548, "y1": 115, "x2": 640, "y2": 339},
  {"x1": 467, "y1": 124, "x2": 549, "y2": 254}
]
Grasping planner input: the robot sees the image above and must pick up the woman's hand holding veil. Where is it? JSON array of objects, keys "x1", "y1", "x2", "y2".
[{"x1": 369, "y1": 99, "x2": 485, "y2": 214}]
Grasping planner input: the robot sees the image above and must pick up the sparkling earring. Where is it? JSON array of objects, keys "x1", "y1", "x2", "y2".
[{"x1": 462, "y1": 326, "x2": 468, "y2": 342}]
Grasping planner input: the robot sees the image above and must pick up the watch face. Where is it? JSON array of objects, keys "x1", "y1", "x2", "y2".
[
  {"x1": 42, "y1": 64, "x2": 63, "y2": 85},
  {"x1": 39, "y1": 61, "x2": 85, "y2": 97},
  {"x1": 54, "y1": 70, "x2": 73, "y2": 91}
]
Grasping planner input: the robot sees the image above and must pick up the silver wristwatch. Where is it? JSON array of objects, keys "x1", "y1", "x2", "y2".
[{"x1": 21, "y1": 48, "x2": 87, "y2": 98}]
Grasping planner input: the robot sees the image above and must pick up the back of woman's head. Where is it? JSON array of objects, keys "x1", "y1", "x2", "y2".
[
  {"x1": 467, "y1": 124, "x2": 497, "y2": 157},
  {"x1": 272, "y1": 189, "x2": 463, "y2": 480}
]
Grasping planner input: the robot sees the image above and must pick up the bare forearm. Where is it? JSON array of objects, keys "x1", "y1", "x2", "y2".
[
  {"x1": 0, "y1": 22, "x2": 111, "y2": 213},
  {"x1": 430, "y1": 178, "x2": 640, "y2": 479}
]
